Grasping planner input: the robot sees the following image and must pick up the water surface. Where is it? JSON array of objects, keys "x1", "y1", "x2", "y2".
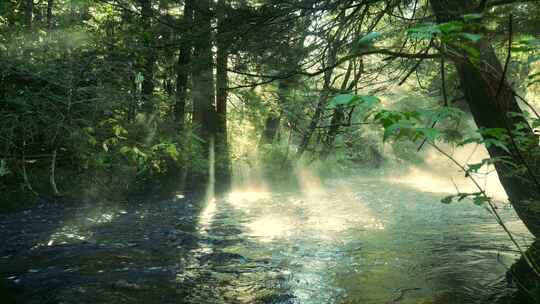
[{"x1": 0, "y1": 175, "x2": 532, "y2": 303}]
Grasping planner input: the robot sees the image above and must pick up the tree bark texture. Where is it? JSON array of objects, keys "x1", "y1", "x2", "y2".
[{"x1": 431, "y1": 0, "x2": 540, "y2": 238}]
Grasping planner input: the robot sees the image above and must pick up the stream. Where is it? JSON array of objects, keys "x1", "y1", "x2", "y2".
[{"x1": 0, "y1": 174, "x2": 533, "y2": 303}]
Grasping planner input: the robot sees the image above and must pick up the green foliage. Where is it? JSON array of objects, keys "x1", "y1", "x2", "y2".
[
  {"x1": 327, "y1": 94, "x2": 380, "y2": 110},
  {"x1": 373, "y1": 107, "x2": 463, "y2": 143},
  {"x1": 441, "y1": 192, "x2": 491, "y2": 206},
  {"x1": 407, "y1": 16, "x2": 484, "y2": 60},
  {"x1": 257, "y1": 143, "x2": 297, "y2": 186},
  {"x1": 459, "y1": 128, "x2": 511, "y2": 153},
  {"x1": 357, "y1": 32, "x2": 381, "y2": 46}
]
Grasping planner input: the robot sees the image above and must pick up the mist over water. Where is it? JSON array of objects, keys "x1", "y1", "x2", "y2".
[
  {"x1": 0, "y1": 140, "x2": 532, "y2": 304},
  {"x1": 388, "y1": 143, "x2": 507, "y2": 202},
  {"x1": 190, "y1": 150, "x2": 531, "y2": 303}
]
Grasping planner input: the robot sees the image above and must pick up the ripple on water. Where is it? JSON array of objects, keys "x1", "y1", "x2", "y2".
[{"x1": 0, "y1": 177, "x2": 533, "y2": 304}]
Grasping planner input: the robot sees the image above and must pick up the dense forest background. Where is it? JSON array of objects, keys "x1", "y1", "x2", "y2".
[{"x1": 1, "y1": 0, "x2": 540, "y2": 229}]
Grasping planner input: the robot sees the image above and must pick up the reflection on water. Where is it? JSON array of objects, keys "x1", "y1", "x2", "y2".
[
  {"x1": 45, "y1": 209, "x2": 122, "y2": 246},
  {"x1": 208, "y1": 174, "x2": 532, "y2": 303},
  {"x1": 0, "y1": 173, "x2": 534, "y2": 304}
]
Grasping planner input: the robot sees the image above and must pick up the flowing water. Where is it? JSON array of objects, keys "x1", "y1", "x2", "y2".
[{"x1": 0, "y1": 172, "x2": 534, "y2": 303}]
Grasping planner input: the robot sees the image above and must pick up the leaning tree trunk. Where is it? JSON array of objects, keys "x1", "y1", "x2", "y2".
[
  {"x1": 296, "y1": 46, "x2": 336, "y2": 159},
  {"x1": 214, "y1": 0, "x2": 232, "y2": 195},
  {"x1": 186, "y1": 0, "x2": 216, "y2": 198},
  {"x1": 322, "y1": 60, "x2": 355, "y2": 156},
  {"x1": 431, "y1": 0, "x2": 540, "y2": 238}
]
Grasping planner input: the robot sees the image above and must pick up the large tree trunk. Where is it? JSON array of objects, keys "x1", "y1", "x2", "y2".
[
  {"x1": 175, "y1": 0, "x2": 193, "y2": 130},
  {"x1": 140, "y1": 0, "x2": 156, "y2": 113},
  {"x1": 214, "y1": 0, "x2": 232, "y2": 195},
  {"x1": 187, "y1": 0, "x2": 216, "y2": 197},
  {"x1": 431, "y1": 0, "x2": 540, "y2": 238}
]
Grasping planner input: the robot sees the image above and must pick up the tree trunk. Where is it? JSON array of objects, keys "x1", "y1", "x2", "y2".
[
  {"x1": 297, "y1": 45, "x2": 336, "y2": 159},
  {"x1": 47, "y1": 0, "x2": 54, "y2": 29},
  {"x1": 322, "y1": 60, "x2": 355, "y2": 156},
  {"x1": 261, "y1": 114, "x2": 281, "y2": 145},
  {"x1": 260, "y1": 80, "x2": 290, "y2": 146},
  {"x1": 187, "y1": 0, "x2": 216, "y2": 197},
  {"x1": 140, "y1": 0, "x2": 156, "y2": 113},
  {"x1": 215, "y1": 0, "x2": 232, "y2": 195},
  {"x1": 24, "y1": 0, "x2": 33, "y2": 28},
  {"x1": 175, "y1": 0, "x2": 194, "y2": 131},
  {"x1": 431, "y1": 0, "x2": 540, "y2": 238}
]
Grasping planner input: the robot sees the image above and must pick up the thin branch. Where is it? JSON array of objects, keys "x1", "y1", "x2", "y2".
[
  {"x1": 315, "y1": 122, "x2": 374, "y2": 129},
  {"x1": 513, "y1": 90, "x2": 540, "y2": 119},
  {"x1": 429, "y1": 142, "x2": 540, "y2": 278},
  {"x1": 228, "y1": 47, "x2": 441, "y2": 90},
  {"x1": 398, "y1": 39, "x2": 434, "y2": 86},
  {"x1": 417, "y1": 56, "x2": 448, "y2": 152}
]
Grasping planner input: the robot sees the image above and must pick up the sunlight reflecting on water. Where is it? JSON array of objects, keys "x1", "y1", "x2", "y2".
[
  {"x1": 47, "y1": 226, "x2": 90, "y2": 245},
  {"x1": 42, "y1": 209, "x2": 121, "y2": 247},
  {"x1": 246, "y1": 215, "x2": 295, "y2": 242},
  {"x1": 199, "y1": 198, "x2": 217, "y2": 234},
  {"x1": 228, "y1": 190, "x2": 271, "y2": 203},
  {"x1": 224, "y1": 177, "x2": 385, "y2": 244}
]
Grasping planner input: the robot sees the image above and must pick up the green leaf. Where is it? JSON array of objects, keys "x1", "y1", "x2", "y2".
[
  {"x1": 358, "y1": 32, "x2": 381, "y2": 45},
  {"x1": 457, "y1": 193, "x2": 470, "y2": 201},
  {"x1": 438, "y1": 21, "x2": 463, "y2": 34},
  {"x1": 359, "y1": 95, "x2": 380, "y2": 108},
  {"x1": 165, "y1": 144, "x2": 179, "y2": 160},
  {"x1": 119, "y1": 146, "x2": 131, "y2": 155},
  {"x1": 113, "y1": 125, "x2": 127, "y2": 138},
  {"x1": 459, "y1": 44, "x2": 480, "y2": 58},
  {"x1": 328, "y1": 94, "x2": 380, "y2": 109},
  {"x1": 407, "y1": 23, "x2": 441, "y2": 40},
  {"x1": 473, "y1": 195, "x2": 490, "y2": 206},
  {"x1": 479, "y1": 128, "x2": 508, "y2": 139},
  {"x1": 467, "y1": 162, "x2": 483, "y2": 173},
  {"x1": 460, "y1": 33, "x2": 482, "y2": 42},
  {"x1": 417, "y1": 128, "x2": 438, "y2": 142},
  {"x1": 382, "y1": 123, "x2": 404, "y2": 141},
  {"x1": 328, "y1": 94, "x2": 360, "y2": 109},
  {"x1": 441, "y1": 195, "x2": 454, "y2": 204}
]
